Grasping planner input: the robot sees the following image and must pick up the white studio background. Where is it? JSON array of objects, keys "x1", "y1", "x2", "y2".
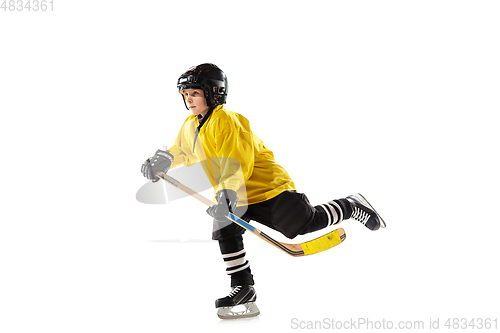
[{"x1": 1, "y1": 1, "x2": 499, "y2": 332}]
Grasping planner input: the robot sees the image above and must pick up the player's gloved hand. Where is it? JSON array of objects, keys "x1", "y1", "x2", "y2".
[
  {"x1": 141, "y1": 149, "x2": 174, "y2": 182},
  {"x1": 206, "y1": 189, "x2": 239, "y2": 222}
]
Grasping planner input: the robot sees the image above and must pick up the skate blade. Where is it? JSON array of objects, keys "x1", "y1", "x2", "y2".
[
  {"x1": 356, "y1": 193, "x2": 386, "y2": 228},
  {"x1": 217, "y1": 302, "x2": 260, "y2": 320}
]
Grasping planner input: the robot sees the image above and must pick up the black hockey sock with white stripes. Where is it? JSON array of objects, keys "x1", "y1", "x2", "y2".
[
  {"x1": 218, "y1": 235, "x2": 255, "y2": 287},
  {"x1": 299, "y1": 198, "x2": 352, "y2": 235}
]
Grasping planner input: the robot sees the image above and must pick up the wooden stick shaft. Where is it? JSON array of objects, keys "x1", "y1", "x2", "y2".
[{"x1": 163, "y1": 174, "x2": 214, "y2": 206}]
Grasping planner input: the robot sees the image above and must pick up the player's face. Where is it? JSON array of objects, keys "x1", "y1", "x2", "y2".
[{"x1": 181, "y1": 89, "x2": 210, "y2": 117}]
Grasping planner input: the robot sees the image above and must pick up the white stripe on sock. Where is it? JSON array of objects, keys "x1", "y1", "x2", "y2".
[
  {"x1": 221, "y1": 249, "x2": 245, "y2": 259},
  {"x1": 327, "y1": 201, "x2": 343, "y2": 224},
  {"x1": 225, "y1": 256, "x2": 247, "y2": 268},
  {"x1": 226, "y1": 261, "x2": 250, "y2": 275}
]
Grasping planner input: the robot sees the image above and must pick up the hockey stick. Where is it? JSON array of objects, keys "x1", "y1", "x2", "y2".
[{"x1": 158, "y1": 174, "x2": 346, "y2": 257}]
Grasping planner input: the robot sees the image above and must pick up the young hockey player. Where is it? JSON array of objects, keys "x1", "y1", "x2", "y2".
[{"x1": 141, "y1": 63, "x2": 386, "y2": 319}]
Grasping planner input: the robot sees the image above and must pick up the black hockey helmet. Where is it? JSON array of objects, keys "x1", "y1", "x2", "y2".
[{"x1": 177, "y1": 63, "x2": 228, "y2": 110}]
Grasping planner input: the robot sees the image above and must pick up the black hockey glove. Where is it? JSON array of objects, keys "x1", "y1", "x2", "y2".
[
  {"x1": 206, "y1": 189, "x2": 239, "y2": 222},
  {"x1": 141, "y1": 149, "x2": 174, "y2": 182}
]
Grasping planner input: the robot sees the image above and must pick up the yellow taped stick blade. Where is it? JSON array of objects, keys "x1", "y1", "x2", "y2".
[{"x1": 300, "y1": 228, "x2": 346, "y2": 256}]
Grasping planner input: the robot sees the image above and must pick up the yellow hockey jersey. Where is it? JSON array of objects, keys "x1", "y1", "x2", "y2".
[{"x1": 167, "y1": 105, "x2": 296, "y2": 206}]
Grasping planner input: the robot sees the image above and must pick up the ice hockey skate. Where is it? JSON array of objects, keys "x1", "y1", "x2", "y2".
[
  {"x1": 215, "y1": 285, "x2": 260, "y2": 319},
  {"x1": 346, "y1": 193, "x2": 386, "y2": 230}
]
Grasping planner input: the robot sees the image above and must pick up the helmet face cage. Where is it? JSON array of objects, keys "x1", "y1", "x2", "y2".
[{"x1": 177, "y1": 64, "x2": 228, "y2": 110}]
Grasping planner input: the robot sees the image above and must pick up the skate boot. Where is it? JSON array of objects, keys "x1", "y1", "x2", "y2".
[
  {"x1": 215, "y1": 285, "x2": 260, "y2": 319},
  {"x1": 346, "y1": 193, "x2": 386, "y2": 230}
]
